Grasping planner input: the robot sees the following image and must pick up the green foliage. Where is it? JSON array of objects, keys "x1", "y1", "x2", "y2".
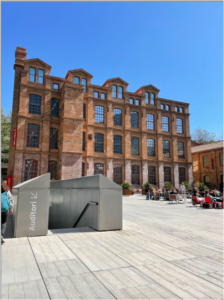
[
  {"x1": 198, "y1": 182, "x2": 209, "y2": 191},
  {"x1": 182, "y1": 181, "x2": 192, "y2": 191},
  {"x1": 164, "y1": 182, "x2": 173, "y2": 190},
  {"x1": 142, "y1": 182, "x2": 153, "y2": 189},
  {"x1": 1, "y1": 108, "x2": 11, "y2": 152},
  {"x1": 121, "y1": 182, "x2": 132, "y2": 190}
]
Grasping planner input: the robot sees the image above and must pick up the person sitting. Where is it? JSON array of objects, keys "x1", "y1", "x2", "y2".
[
  {"x1": 214, "y1": 189, "x2": 220, "y2": 197},
  {"x1": 205, "y1": 190, "x2": 218, "y2": 208},
  {"x1": 150, "y1": 188, "x2": 155, "y2": 200},
  {"x1": 164, "y1": 189, "x2": 169, "y2": 200},
  {"x1": 170, "y1": 188, "x2": 177, "y2": 195}
]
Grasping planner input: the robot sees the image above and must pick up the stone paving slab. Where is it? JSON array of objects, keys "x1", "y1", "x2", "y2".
[{"x1": 1, "y1": 195, "x2": 224, "y2": 299}]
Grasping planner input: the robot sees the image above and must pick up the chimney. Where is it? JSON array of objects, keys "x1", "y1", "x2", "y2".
[{"x1": 15, "y1": 46, "x2": 27, "y2": 66}]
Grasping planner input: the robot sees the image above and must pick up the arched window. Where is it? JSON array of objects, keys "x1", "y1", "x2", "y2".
[
  {"x1": 113, "y1": 164, "x2": 122, "y2": 184},
  {"x1": 163, "y1": 140, "x2": 170, "y2": 158},
  {"x1": 48, "y1": 161, "x2": 57, "y2": 180},
  {"x1": 147, "y1": 114, "x2": 154, "y2": 130},
  {"x1": 164, "y1": 166, "x2": 171, "y2": 183},
  {"x1": 27, "y1": 124, "x2": 40, "y2": 148},
  {"x1": 145, "y1": 92, "x2": 149, "y2": 104},
  {"x1": 50, "y1": 128, "x2": 58, "y2": 149},
  {"x1": 29, "y1": 94, "x2": 41, "y2": 115},
  {"x1": 24, "y1": 160, "x2": 38, "y2": 181},
  {"x1": 94, "y1": 163, "x2": 104, "y2": 175},
  {"x1": 113, "y1": 109, "x2": 122, "y2": 126},
  {"x1": 114, "y1": 135, "x2": 122, "y2": 154},
  {"x1": 179, "y1": 167, "x2": 186, "y2": 184},
  {"x1": 176, "y1": 118, "x2": 183, "y2": 133},
  {"x1": 95, "y1": 106, "x2": 104, "y2": 123},
  {"x1": 178, "y1": 142, "x2": 184, "y2": 158},
  {"x1": 51, "y1": 98, "x2": 59, "y2": 117},
  {"x1": 131, "y1": 111, "x2": 139, "y2": 128},
  {"x1": 148, "y1": 166, "x2": 156, "y2": 185},
  {"x1": 132, "y1": 165, "x2": 140, "y2": 185},
  {"x1": 162, "y1": 116, "x2": 169, "y2": 132},
  {"x1": 151, "y1": 93, "x2": 155, "y2": 105},
  {"x1": 147, "y1": 139, "x2": 155, "y2": 156},
  {"x1": 203, "y1": 155, "x2": 208, "y2": 167},
  {"x1": 131, "y1": 137, "x2": 139, "y2": 155},
  {"x1": 95, "y1": 133, "x2": 104, "y2": 152}
]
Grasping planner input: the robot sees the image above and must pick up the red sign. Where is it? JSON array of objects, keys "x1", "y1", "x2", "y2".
[
  {"x1": 7, "y1": 177, "x2": 13, "y2": 190},
  {"x1": 12, "y1": 129, "x2": 17, "y2": 147},
  {"x1": 211, "y1": 158, "x2": 214, "y2": 169}
]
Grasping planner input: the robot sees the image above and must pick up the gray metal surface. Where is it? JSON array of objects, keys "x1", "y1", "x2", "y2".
[
  {"x1": 12, "y1": 173, "x2": 50, "y2": 238},
  {"x1": 49, "y1": 175, "x2": 122, "y2": 231}
]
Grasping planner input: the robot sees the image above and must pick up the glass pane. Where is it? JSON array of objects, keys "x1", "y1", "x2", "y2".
[
  {"x1": 129, "y1": 98, "x2": 134, "y2": 104},
  {"x1": 131, "y1": 111, "x2": 138, "y2": 128},
  {"x1": 113, "y1": 109, "x2": 122, "y2": 126},
  {"x1": 51, "y1": 98, "x2": 59, "y2": 117},
  {"x1": 114, "y1": 135, "x2": 122, "y2": 154},
  {"x1": 30, "y1": 67, "x2": 35, "y2": 75},
  {"x1": 94, "y1": 163, "x2": 104, "y2": 175},
  {"x1": 50, "y1": 128, "x2": 58, "y2": 149},
  {"x1": 83, "y1": 103, "x2": 86, "y2": 120},
  {"x1": 95, "y1": 133, "x2": 104, "y2": 152},
  {"x1": 163, "y1": 140, "x2": 170, "y2": 157},
  {"x1": 176, "y1": 118, "x2": 183, "y2": 133},
  {"x1": 151, "y1": 93, "x2": 155, "y2": 105},
  {"x1": 74, "y1": 77, "x2": 80, "y2": 84},
  {"x1": 145, "y1": 92, "x2": 149, "y2": 104},
  {"x1": 38, "y1": 69, "x2": 44, "y2": 76},
  {"x1": 166, "y1": 105, "x2": 169, "y2": 110},
  {"x1": 131, "y1": 165, "x2": 140, "y2": 184},
  {"x1": 162, "y1": 116, "x2": 169, "y2": 132},
  {"x1": 178, "y1": 142, "x2": 184, "y2": 158},
  {"x1": 24, "y1": 160, "x2": 38, "y2": 181},
  {"x1": 131, "y1": 137, "x2": 139, "y2": 155},
  {"x1": 48, "y1": 161, "x2": 57, "y2": 180},
  {"x1": 101, "y1": 93, "x2": 106, "y2": 99},
  {"x1": 164, "y1": 167, "x2": 171, "y2": 183},
  {"x1": 26, "y1": 124, "x2": 40, "y2": 148},
  {"x1": 53, "y1": 84, "x2": 59, "y2": 90},
  {"x1": 95, "y1": 106, "x2": 104, "y2": 123},
  {"x1": 147, "y1": 114, "x2": 154, "y2": 130},
  {"x1": 82, "y1": 78, "x2": 87, "y2": 92},
  {"x1": 29, "y1": 94, "x2": 41, "y2": 114},
  {"x1": 113, "y1": 164, "x2": 122, "y2": 184},
  {"x1": 161, "y1": 104, "x2": 164, "y2": 109},
  {"x1": 148, "y1": 166, "x2": 156, "y2": 184},
  {"x1": 135, "y1": 100, "x2": 140, "y2": 105},
  {"x1": 94, "y1": 92, "x2": 99, "y2": 98},
  {"x1": 147, "y1": 139, "x2": 155, "y2": 156}
]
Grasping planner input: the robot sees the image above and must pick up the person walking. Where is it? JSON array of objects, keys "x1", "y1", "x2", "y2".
[
  {"x1": 145, "y1": 185, "x2": 150, "y2": 200},
  {"x1": 1, "y1": 182, "x2": 14, "y2": 244}
]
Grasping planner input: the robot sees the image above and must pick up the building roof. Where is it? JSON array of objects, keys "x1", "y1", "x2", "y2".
[
  {"x1": 191, "y1": 141, "x2": 223, "y2": 154},
  {"x1": 102, "y1": 77, "x2": 129, "y2": 87},
  {"x1": 65, "y1": 69, "x2": 93, "y2": 79},
  {"x1": 23, "y1": 58, "x2": 52, "y2": 69}
]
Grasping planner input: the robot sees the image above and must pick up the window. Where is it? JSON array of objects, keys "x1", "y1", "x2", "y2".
[
  {"x1": 145, "y1": 92, "x2": 149, "y2": 104},
  {"x1": 26, "y1": 124, "x2": 40, "y2": 148},
  {"x1": 129, "y1": 98, "x2": 134, "y2": 104},
  {"x1": 113, "y1": 85, "x2": 117, "y2": 98},
  {"x1": 95, "y1": 133, "x2": 104, "y2": 152},
  {"x1": 50, "y1": 128, "x2": 58, "y2": 149},
  {"x1": 95, "y1": 106, "x2": 104, "y2": 123},
  {"x1": 135, "y1": 100, "x2": 140, "y2": 106},
  {"x1": 161, "y1": 104, "x2": 164, "y2": 109},
  {"x1": 175, "y1": 106, "x2": 179, "y2": 112},
  {"x1": 114, "y1": 135, "x2": 122, "y2": 154},
  {"x1": 83, "y1": 103, "x2": 86, "y2": 120},
  {"x1": 29, "y1": 67, "x2": 36, "y2": 82},
  {"x1": 74, "y1": 77, "x2": 80, "y2": 84},
  {"x1": 113, "y1": 164, "x2": 122, "y2": 184},
  {"x1": 82, "y1": 132, "x2": 85, "y2": 151},
  {"x1": 204, "y1": 175, "x2": 210, "y2": 184},
  {"x1": 166, "y1": 105, "x2": 170, "y2": 111},
  {"x1": 162, "y1": 116, "x2": 169, "y2": 132},
  {"x1": 131, "y1": 165, "x2": 140, "y2": 185},
  {"x1": 179, "y1": 167, "x2": 186, "y2": 184},
  {"x1": 38, "y1": 69, "x2": 44, "y2": 84},
  {"x1": 48, "y1": 161, "x2": 57, "y2": 180},
  {"x1": 147, "y1": 139, "x2": 155, "y2": 156},
  {"x1": 164, "y1": 167, "x2": 171, "y2": 183},
  {"x1": 148, "y1": 166, "x2": 156, "y2": 185},
  {"x1": 147, "y1": 114, "x2": 154, "y2": 130},
  {"x1": 180, "y1": 107, "x2": 183, "y2": 113},
  {"x1": 131, "y1": 111, "x2": 139, "y2": 128},
  {"x1": 82, "y1": 162, "x2": 85, "y2": 177},
  {"x1": 203, "y1": 155, "x2": 208, "y2": 167},
  {"x1": 178, "y1": 142, "x2": 184, "y2": 158},
  {"x1": 82, "y1": 78, "x2": 87, "y2": 92},
  {"x1": 176, "y1": 118, "x2": 183, "y2": 133},
  {"x1": 94, "y1": 163, "x2": 104, "y2": 175},
  {"x1": 119, "y1": 86, "x2": 123, "y2": 99},
  {"x1": 101, "y1": 93, "x2": 106, "y2": 99},
  {"x1": 163, "y1": 140, "x2": 170, "y2": 157},
  {"x1": 113, "y1": 108, "x2": 122, "y2": 126},
  {"x1": 24, "y1": 160, "x2": 38, "y2": 181},
  {"x1": 51, "y1": 98, "x2": 59, "y2": 117},
  {"x1": 220, "y1": 153, "x2": 223, "y2": 166},
  {"x1": 53, "y1": 84, "x2": 59, "y2": 90},
  {"x1": 131, "y1": 137, "x2": 139, "y2": 155},
  {"x1": 94, "y1": 92, "x2": 99, "y2": 98},
  {"x1": 29, "y1": 94, "x2": 41, "y2": 114},
  {"x1": 151, "y1": 93, "x2": 155, "y2": 105}
]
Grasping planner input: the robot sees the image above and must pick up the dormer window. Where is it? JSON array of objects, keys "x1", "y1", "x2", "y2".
[
  {"x1": 129, "y1": 98, "x2": 134, "y2": 104},
  {"x1": 29, "y1": 67, "x2": 36, "y2": 82},
  {"x1": 145, "y1": 92, "x2": 149, "y2": 104},
  {"x1": 180, "y1": 107, "x2": 183, "y2": 113},
  {"x1": 82, "y1": 78, "x2": 87, "y2": 92},
  {"x1": 175, "y1": 106, "x2": 179, "y2": 112},
  {"x1": 113, "y1": 85, "x2": 117, "y2": 98},
  {"x1": 135, "y1": 100, "x2": 140, "y2": 106},
  {"x1": 101, "y1": 93, "x2": 106, "y2": 99},
  {"x1": 74, "y1": 77, "x2": 79, "y2": 84},
  {"x1": 38, "y1": 69, "x2": 44, "y2": 84},
  {"x1": 94, "y1": 92, "x2": 99, "y2": 98},
  {"x1": 161, "y1": 104, "x2": 164, "y2": 110},
  {"x1": 53, "y1": 84, "x2": 59, "y2": 90},
  {"x1": 119, "y1": 86, "x2": 123, "y2": 99},
  {"x1": 166, "y1": 105, "x2": 170, "y2": 111},
  {"x1": 151, "y1": 93, "x2": 155, "y2": 105}
]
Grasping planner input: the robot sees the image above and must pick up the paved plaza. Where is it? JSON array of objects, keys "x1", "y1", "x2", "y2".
[{"x1": 1, "y1": 195, "x2": 224, "y2": 299}]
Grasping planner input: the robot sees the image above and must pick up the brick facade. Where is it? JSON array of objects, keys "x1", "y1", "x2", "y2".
[{"x1": 8, "y1": 47, "x2": 193, "y2": 189}]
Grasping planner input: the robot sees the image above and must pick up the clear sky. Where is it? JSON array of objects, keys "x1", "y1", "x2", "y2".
[{"x1": 1, "y1": 2, "x2": 223, "y2": 136}]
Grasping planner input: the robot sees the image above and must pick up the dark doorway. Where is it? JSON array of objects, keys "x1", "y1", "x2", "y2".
[{"x1": 220, "y1": 175, "x2": 223, "y2": 193}]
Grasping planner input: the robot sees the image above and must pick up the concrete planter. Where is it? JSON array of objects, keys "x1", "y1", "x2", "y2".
[{"x1": 122, "y1": 189, "x2": 133, "y2": 196}]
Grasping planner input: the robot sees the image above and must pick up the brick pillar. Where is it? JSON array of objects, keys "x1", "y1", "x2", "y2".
[
  {"x1": 158, "y1": 162, "x2": 164, "y2": 189},
  {"x1": 157, "y1": 135, "x2": 163, "y2": 160},
  {"x1": 107, "y1": 128, "x2": 113, "y2": 157},
  {"x1": 41, "y1": 154, "x2": 49, "y2": 176},
  {"x1": 173, "y1": 163, "x2": 179, "y2": 189},
  {"x1": 13, "y1": 152, "x2": 24, "y2": 186},
  {"x1": 142, "y1": 161, "x2": 148, "y2": 184},
  {"x1": 172, "y1": 137, "x2": 178, "y2": 161},
  {"x1": 61, "y1": 153, "x2": 82, "y2": 179},
  {"x1": 188, "y1": 164, "x2": 193, "y2": 187},
  {"x1": 87, "y1": 157, "x2": 94, "y2": 176},
  {"x1": 42, "y1": 120, "x2": 50, "y2": 152},
  {"x1": 125, "y1": 160, "x2": 131, "y2": 183},
  {"x1": 107, "y1": 159, "x2": 113, "y2": 181}
]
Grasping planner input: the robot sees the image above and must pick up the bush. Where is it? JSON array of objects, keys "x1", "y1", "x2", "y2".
[
  {"x1": 182, "y1": 181, "x2": 192, "y2": 191},
  {"x1": 121, "y1": 182, "x2": 132, "y2": 190},
  {"x1": 198, "y1": 182, "x2": 209, "y2": 191},
  {"x1": 164, "y1": 182, "x2": 173, "y2": 190},
  {"x1": 142, "y1": 182, "x2": 153, "y2": 189}
]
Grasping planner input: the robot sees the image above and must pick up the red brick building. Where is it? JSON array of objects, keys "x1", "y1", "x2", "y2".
[{"x1": 8, "y1": 47, "x2": 193, "y2": 189}]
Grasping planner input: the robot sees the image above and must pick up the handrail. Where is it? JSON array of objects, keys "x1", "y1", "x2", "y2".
[{"x1": 73, "y1": 201, "x2": 98, "y2": 228}]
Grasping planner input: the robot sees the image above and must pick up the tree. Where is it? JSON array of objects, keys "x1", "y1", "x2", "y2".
[
  {"x1": 1, "y1": 108, "x2": 11, "y2": 152},
  {"x1": 191, "y1": 126, "x2": 222, "y2": 145}
]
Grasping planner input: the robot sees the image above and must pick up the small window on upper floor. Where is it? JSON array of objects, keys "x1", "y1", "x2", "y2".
[
  {"x1": 74, "y1": 77, "x2": 80, "y2": 84},
  {"x1": 175, "y1": 106, "x2": 179, "y2": 112},
  {"x1": 161, "y1": 104, "x2": 164, "y2": 110},
  {"x1": 82, "y1": 78, "x2": 87, "y2": 92},
  {"x1": 113, "y1": 85, "x2": 117, "y2": 98},
  {"x1": 135, "y1": 100, "x2": 140, "y2": 106},
  {"x1": 180, "y1": 107, "x2": 183, "y2": 113},
  {"x1": 101, "y1": 93, "x2": 106, "y2": 99},
  {"x1": 38, "y1": 69, "x2": 44, "y2": 84},
  {"x1": 119, "y1": 86, "x2": 123, "y2": 99},
  {"x1": 94, "y1": 92, "x2": 99, "y2": 98},
  {"x1": 29, "y1": 67, "x2": 36, "y2": 82},
  {"x1": 53, "y1": 84, "x2": 59, "y2": 90},
  {"x1": 129, "y1": 98, "x2": 134, "y2": 105},
  {"x1": 145, "y1": 92, "x2": 149, "y2": 104},
  {"x1": 166, "y1": 105, "x2": 170, "y2": 111},
  {"x1": 151, "y1": 93, "x2": 155, "y2": 105}
]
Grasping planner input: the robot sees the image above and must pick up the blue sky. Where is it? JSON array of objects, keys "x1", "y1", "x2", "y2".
[{"x1": 1, "y1": 2, "x2": 223, "y2": 136}]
